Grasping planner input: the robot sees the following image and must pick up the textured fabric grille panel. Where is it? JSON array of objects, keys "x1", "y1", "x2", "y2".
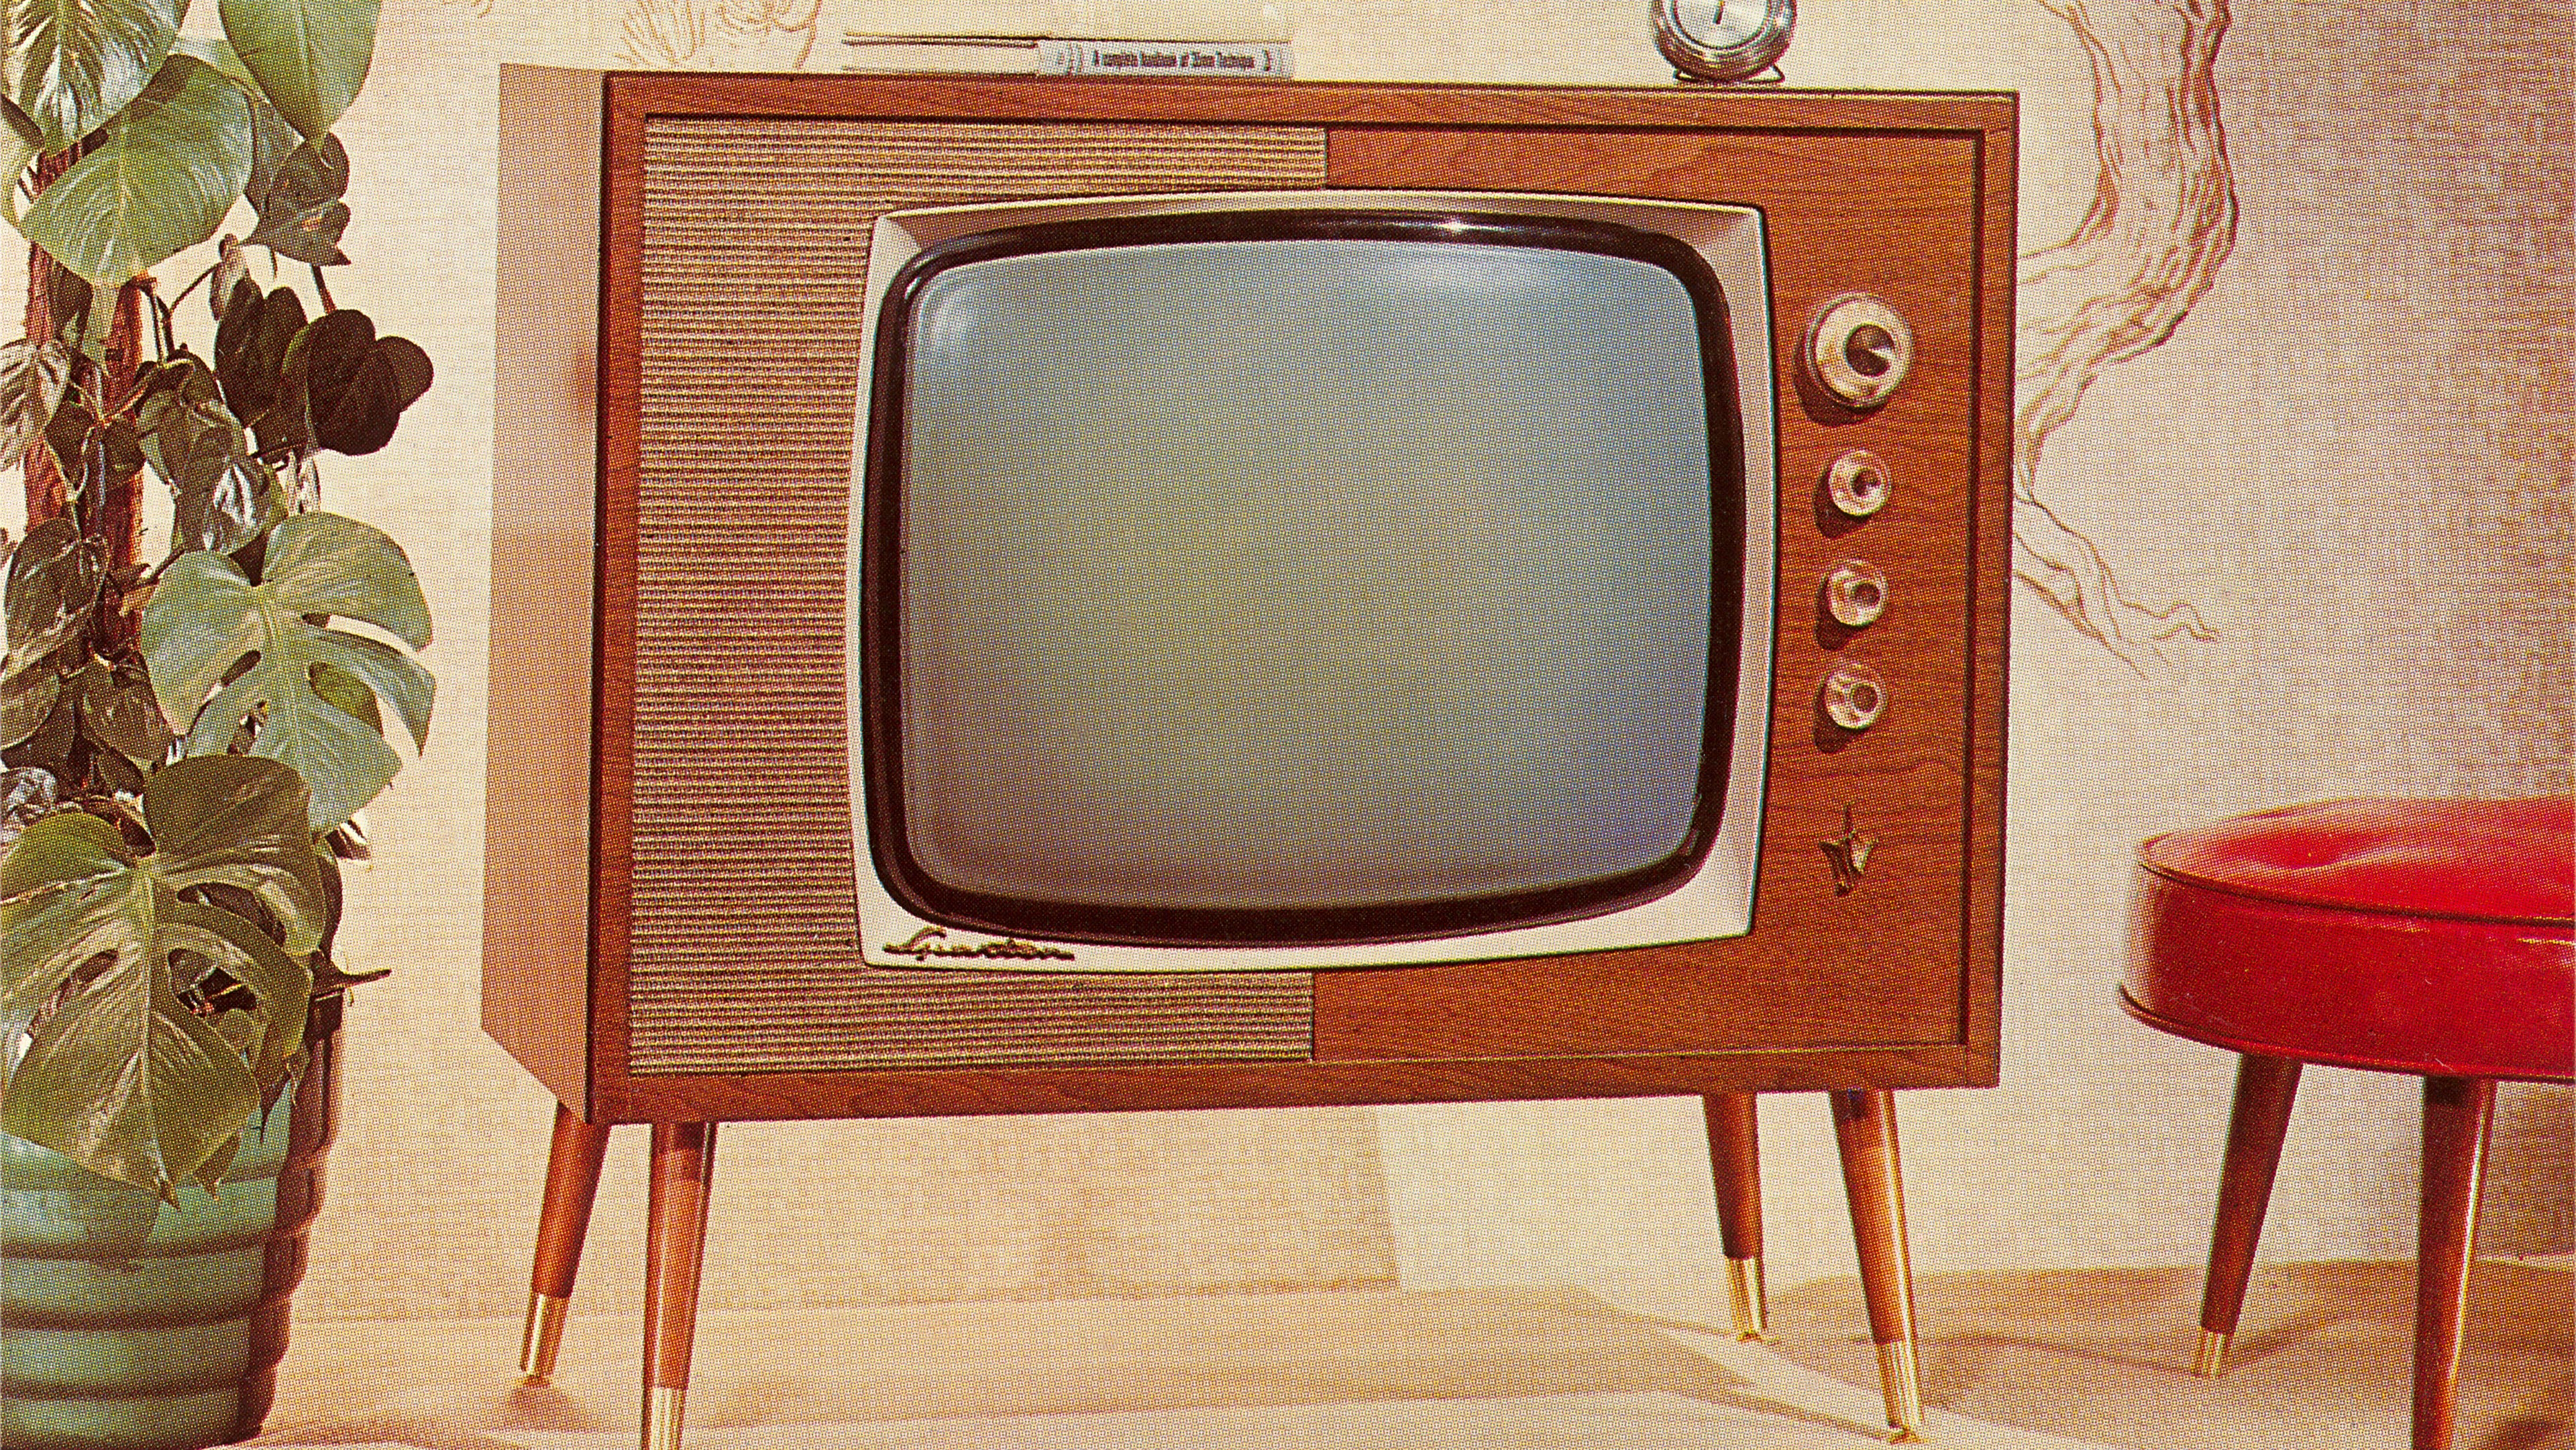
[{"x1": 627, "y1": 118, "x2": 1326, "y2": 1074}]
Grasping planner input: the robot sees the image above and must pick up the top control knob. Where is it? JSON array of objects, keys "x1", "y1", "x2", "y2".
[{"x1": 1803, "y1": 293, "x2": 1915, "y2": 411}]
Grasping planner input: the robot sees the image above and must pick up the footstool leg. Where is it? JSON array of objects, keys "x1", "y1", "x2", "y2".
[
  {"x1": 2196, "y1": 1053, "x2": 2303, "y2": 1377},
  {"x1": 2414, "y1": 1076, "x2": 2496, "y2": 1450},
  {"x1": 1705, "y1": 1093, "x2": 1768, "y2": 1340},
  {"x1": 1831, "y1": 1088, "x2": 1922, "y2": 1442},
  {"x1": 523, "y1": 1102, "x2": 614, "y2": 1384}
]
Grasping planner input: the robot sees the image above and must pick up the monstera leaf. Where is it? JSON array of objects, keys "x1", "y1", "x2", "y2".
[
  {"x1": 138, "y1": 512, "x2": 431, "y2": 833},
  {"x1": 1, "y1": 754, "x2": 326, "y2": 1197}
]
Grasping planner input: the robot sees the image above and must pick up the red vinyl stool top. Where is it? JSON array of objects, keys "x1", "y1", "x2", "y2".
[{"x1": 2123, "y1": 797, "x2": 2574, "y2": 1083}]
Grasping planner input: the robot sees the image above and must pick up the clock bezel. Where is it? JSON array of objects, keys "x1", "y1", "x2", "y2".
[{"x1": 1652, "y1": 0, "x2": 1796, "y2": 84}]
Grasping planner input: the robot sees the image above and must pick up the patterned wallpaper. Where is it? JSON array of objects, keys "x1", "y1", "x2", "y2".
[{"x1": 13, "y1": 0, "x2": 2557, "y2": 1318}]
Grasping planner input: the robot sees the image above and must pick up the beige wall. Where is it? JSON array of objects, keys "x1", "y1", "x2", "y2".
[{"x1": 7, "y1": 0, "x2": 2565, "y2": 1323}]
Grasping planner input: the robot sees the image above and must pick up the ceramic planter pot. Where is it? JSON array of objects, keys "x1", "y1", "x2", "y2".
[{"x1": 2, "y1": 998, "x2": 341, "y2": 1450}]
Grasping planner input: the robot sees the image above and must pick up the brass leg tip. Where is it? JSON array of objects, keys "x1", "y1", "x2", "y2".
[
  {"x1": 520, "y1": 1292, "x2": 571, "y2": 1384},
  {"x1": 2192, "y1": 1328, "x2": 2229, "y2": 1378},
  {"x1": 1876, "y1": 1339, "x2": 1925, "y2": 1441},
  {"x1": 645, "y1": 1385, "x2": 688, "y2": 1450},
  {"x1": 1724, "y1": 1256, "x2": 1770, "y2": 1341}
]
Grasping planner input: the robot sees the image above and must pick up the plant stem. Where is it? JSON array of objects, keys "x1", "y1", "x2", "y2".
[
  {"x1": 19, "y1": 148, "x2": 149, "y2": 614},
  {"x1": 96, "y1": 280, "x2": 148, "y2": 584},
  {"x1": 20, "y1": 156, "x2": 72, "y2": 528}
]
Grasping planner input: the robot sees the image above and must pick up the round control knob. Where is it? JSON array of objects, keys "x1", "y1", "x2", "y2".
[
  {"x1": 1823, "y1": 560, "x2": 1890, "y2": 629},
  {"x1": 1803, "y1": 294, "x2": 1914, "y2": 411},
  {"x1": 1819, "y1": 661, "x2": 1889, "y2": 732},
  {"x1": 1825, "y1": 450, "x2": 1892, "y2": 518}
]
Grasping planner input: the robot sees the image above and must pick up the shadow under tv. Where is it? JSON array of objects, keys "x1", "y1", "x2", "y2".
[{"x1": 484, "y1": 71, "x2": 2013, "y2": 1449}]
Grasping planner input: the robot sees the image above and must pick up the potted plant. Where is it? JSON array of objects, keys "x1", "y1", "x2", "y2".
[{"x1": 1, "y1": 3, "x2": 432, "y2": 1444}]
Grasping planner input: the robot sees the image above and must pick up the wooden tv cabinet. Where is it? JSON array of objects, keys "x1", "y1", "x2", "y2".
[{"x1": 486, "y1": 72, "x2": 2012, "y2": 1450}]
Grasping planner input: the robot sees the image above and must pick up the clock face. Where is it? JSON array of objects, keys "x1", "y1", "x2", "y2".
[
  {"x1": 1652, "y1": 0, "x2": 1794, "y2": 82},
  {"x1": 1682, "y1": 2, "x2": 1766, "y2": 46}
]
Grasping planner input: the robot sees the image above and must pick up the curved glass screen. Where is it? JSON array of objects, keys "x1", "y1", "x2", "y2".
[{"x1": 861, "y1": 210, "x2": 1743, "y2": 946}]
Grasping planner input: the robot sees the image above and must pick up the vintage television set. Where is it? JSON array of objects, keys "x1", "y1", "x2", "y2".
[{"x1": 486, "y1": 70, "x2": 2012, "y2": 1449}]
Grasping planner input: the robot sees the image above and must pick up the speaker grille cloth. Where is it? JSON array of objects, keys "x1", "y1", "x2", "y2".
[{"x1": 629, "y1": 118, "x2": 1326, "y2": 1075}]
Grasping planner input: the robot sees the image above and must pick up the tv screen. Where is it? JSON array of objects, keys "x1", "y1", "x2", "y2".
[{"x1": 852, "y1": 193, "x2": 1776, "y2": 970}]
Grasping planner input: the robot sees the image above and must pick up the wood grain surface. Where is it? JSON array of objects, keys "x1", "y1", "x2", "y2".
[{"x1": 484, "y1": 72, "x2": 2015, "y2": 1125}]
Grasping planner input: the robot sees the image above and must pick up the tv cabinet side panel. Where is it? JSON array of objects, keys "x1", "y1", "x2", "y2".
[{"x1": 484, "y1": 66, "x2": 608, "y2": 1115}]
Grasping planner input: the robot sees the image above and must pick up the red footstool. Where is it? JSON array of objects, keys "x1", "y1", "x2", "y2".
[{"x1": 2123, "y1": 796, "x2": 2573, "y2": 1450}]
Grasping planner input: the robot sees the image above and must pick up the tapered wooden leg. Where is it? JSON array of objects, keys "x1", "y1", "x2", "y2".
[
  {"x1": 1704, "y1": 1093, "x2": 1768, "y2": 1339},
  {"x1": 1831, "y1": 1088, "x2": 1922, "y2": 1442},
  {"x1": 2414, "y1": 1076, "x2": 2496, "y2": 1450},
  {"x1": 521, "y1": 1103, "x2": 614, "y2": 1384},
  {"x1": 643, "y1": 1122, "x2": 717, "y2": 1450},
  {"x1": 2195, "y1": 1053, "x2": 2304, "y2": 1377}
]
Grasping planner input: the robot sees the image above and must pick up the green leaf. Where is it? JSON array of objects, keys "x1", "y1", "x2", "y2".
[
  {"x1": 217, "y1": 0, "x2": 376, "y2": 142},
  {"x1": 176, "y1": 446, "x2": 284, "y2": 558},
  {"x1": 168, "y1": 32, "x2": 256, "y2": 92},
  {"x1": 134, "y1": 352, "x2": 282, "y2": 556},
  {"x1": 42, "y1": 263, "x2": 95, "y2": 362},
  {"x1": 253, "y1": 508, "x2": 432, "y2": 654},
  {"x1": 137, "y1": 513, "x2": 433, "y2": 833},
  {"x1": 208, "y1": 236, "x2": 250, "y2": 321},
  {"x1": 282, "y1": 307, "x2": 430, "y2": 456},
  {"x1": 2, "y1": 938, "x2": 262, "y2": 1200},
  {"x1": 0, "y1": 764, "x2": 60, "y2": 843},
  {"x1": 240, "y1": 132, "x2": 347, "y2": 266},
  {"x1": 189, "y1": 1127, "x2": 241, "y2": 1194},
  {"x1": 170, "y1": 896, "x2": 305, "y2": 1086},
  {"x1": 1, "y1": 666, "x2": 64, "y2": 754},
  {"x1": 0, "y1": 0, "x2": 186, "y2": 152},
  {"x1": 94, "y1": 411, "x2": 142, "y2": 483},
  {"x1": 0, "y1": 335, "x2": 73, "y2": 462},
  {"x1": 73, "y1": 656, "x2": 172, "y2": 764},
  {"x1": 0, "y1": 99, "x2": 36, "y2": 225},
  {"x1": 40, "y1": 391, "x2": 95, "y2": 482},
  {"x1": 212, "y1": 279, "x2": 304, "y2": 444},
  {"x1": 235, "y1": 85, "x2": 300, "y2": 219},
  {"x1": 3, "y1": 513, "x2": 102, "y2": 679},
  {"x1": 141, "y1": 751, "x2": 329, "y2": 952},
  {"x1": 307, "y1": 658, "x2": 379, "y2": 734},
  {"x1": 0, "y1": 756, "x2": 323, "y2": 1196},
  {"x1": 17, "y1": 52, "x2": 254, "y2": 286}
]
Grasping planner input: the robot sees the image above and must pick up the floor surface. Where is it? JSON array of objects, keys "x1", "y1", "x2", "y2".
[{"x1": 242, "y1": 1261, "x2": 2569, "y2": 1449}]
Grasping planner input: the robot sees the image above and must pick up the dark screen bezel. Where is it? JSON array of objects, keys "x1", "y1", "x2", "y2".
[{"x1": 859, "y1": 206, "x2": 1750, "y2": 949}]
